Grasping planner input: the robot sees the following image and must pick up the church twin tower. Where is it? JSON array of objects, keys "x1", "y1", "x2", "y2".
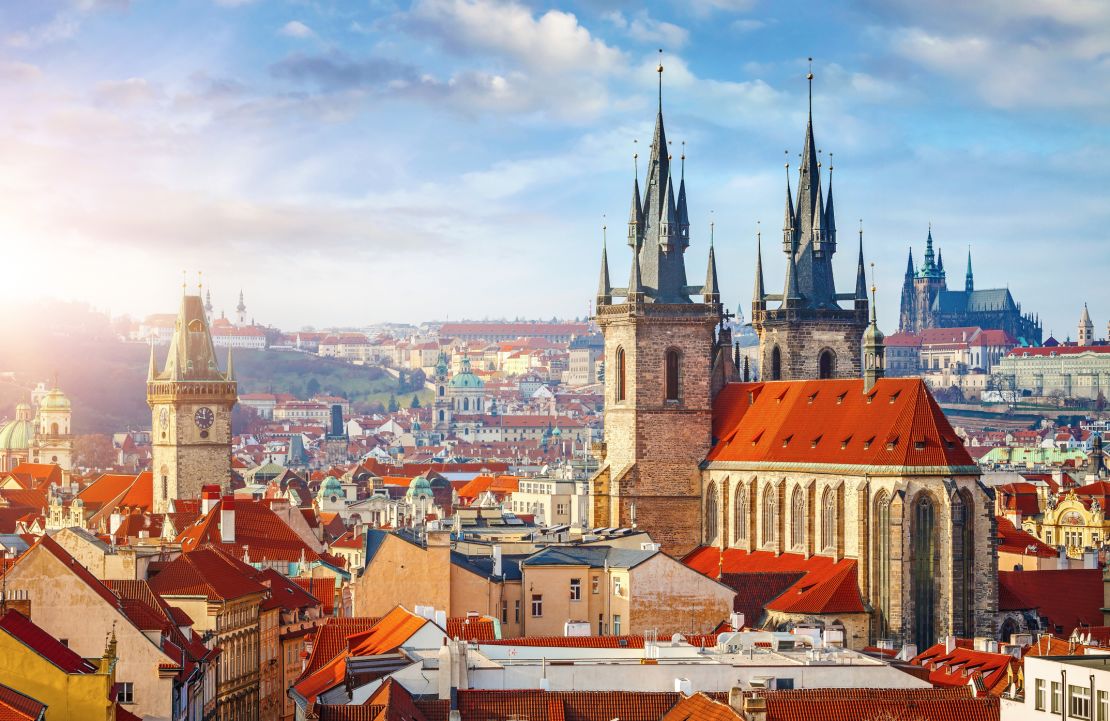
[{"x1": 591, "y1": 65, "x2": 873, "y2": 547}]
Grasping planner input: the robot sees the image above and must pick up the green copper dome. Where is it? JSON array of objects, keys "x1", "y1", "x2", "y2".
[
  {"x1": 448, "y1": 356, "x2": 484, "y2": 389},
  {"x1": 0, "y1": 414, "x2": 32, "y2": 451},
  {"x1": 318, "y1": 475, "x2": 343, "y2": 497},
  {"x1": 39, "y1": 388, "x2": 71, "y2": 411},
  {"x1": 406, "y1": 475, "x2": 434, "y2": 499}
]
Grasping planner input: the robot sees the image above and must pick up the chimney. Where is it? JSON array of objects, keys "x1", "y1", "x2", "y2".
[
  {"x1": 742, "y1": 694, "x2": 768, "y2": 721},
  {"x1": 201, "y1": 485, "x2": 221, "y2": 515},
  {"x1": 437, "y1": 639, "x2": 452, "y2": 700},
  {"x1": 945, "y1": 635, "x2": 957, "y2": 653},
  {"x1": 109, "y1": 508, "x2": 123, "y2": 536},
  {"x1": 492, "y1": 545, "x2": 503, "y2": 577},
  {"x1": 220, "y1": 496, "x2": 236, "y2": 544},
  {"x1": 728, "y1": 687, "x2": 743, "y2": 712},
  {"x1": 1084, "y1": 549, "x2": 1098, "y2": 569}
]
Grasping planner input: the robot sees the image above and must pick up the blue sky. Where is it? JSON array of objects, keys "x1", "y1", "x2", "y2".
[{"x1": 0, "y1": 0, "x2": 1106, "y2": 336}]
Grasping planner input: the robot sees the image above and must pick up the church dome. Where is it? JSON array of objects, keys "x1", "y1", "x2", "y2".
[
  {"x1": 406, "y1": 475, "x2": 434, "y2": 499},
  {"x1": 39, "y1": 388, "x2": 71, "y2": 411},
  {"x1": 318, "y1": 475, "x2": 343, "y2": 498},
  {"x1": 448, "y1": 372, "x2": 484, "y2": 389},
  {"x1": 864, "y1": 321, "x2": 885, "y2": 347},
  {"x1": 0, "y1": 415, "x2": 32, "y2": 451}
]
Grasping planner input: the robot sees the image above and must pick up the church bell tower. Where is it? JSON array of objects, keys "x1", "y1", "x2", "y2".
[{"x1": 148, "y1": 292, "x2": 237, "y2": 513}]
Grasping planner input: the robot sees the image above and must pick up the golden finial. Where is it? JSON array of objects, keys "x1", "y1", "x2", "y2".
[
  {"x1": 197, "y1": 271, "x2": 202, "y2": 293},
  {"x1": 181, "y1": 271, "x2": 187, "y2": 295},
  {"x1": 709, "y1": 209, "x2": 715, "y2": 247},
  {"x1": 657, "y1": 48, "x2": 664, "y2": 111}
]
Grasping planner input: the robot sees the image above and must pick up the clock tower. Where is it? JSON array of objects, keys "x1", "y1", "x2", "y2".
[{"x1": 148, "y1": 293, "x2": 237, "y2": 513}]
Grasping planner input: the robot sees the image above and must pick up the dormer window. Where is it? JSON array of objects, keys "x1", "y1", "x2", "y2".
[
  {"x1": 836, "y1": 392, "x2": 846, "y2": 405},
  {"x1": 889, "y1": 391, "x2": 901, "y2": 404},
  {"x1": 886, "y1": 437, "x2": 899, "y2": 451},
  {"x1": 782, "y1": 435, "x2": 793, "y2": 448},
  {"x1": 841, "y1": 435, "x2": 852, "y2": 449},
  {"x1": 863, "y1": 437, "x2": 874, "y2": 450},
  {"x1": 811, "y1": 435, "x2": 822, "y2": 448},
  {"x1": 807, "y1": 392, "x2": 818, "y2": 404},
  {"x1": 914, "y1": 440, "x2": 926, "y2": 450},
  {"x1": 752, "y1": 431, "x2": 764, "y2": 446}
]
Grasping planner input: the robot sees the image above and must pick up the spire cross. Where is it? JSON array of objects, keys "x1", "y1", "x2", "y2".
[
  {"x1": 657, "y1": 48, "x2": 664, "y2": 111},
  {"x1": 681, "y1": 140, "x2": 686, "y2": 179},
  {"x1": 807, "y1": 57, "x2": 814, "y2": 117}
]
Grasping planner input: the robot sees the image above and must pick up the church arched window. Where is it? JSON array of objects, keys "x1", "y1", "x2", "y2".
[
  {"x1": 952, "y1": 489, "x2": 975, "y2": 636},
  {"x1": 705, "y1": 482, "x2": 719, "y2": 545},
  {"x1": 873, "y1": 491, "x2": 892, "y2": 639},
  {"x1": 771, "y1": 346, "x2": 782, "y2": 381},
  {"x1": 790, "y1": 486, "x2": 806, "y2": 551},
  {"x1": 438, "y1": 385, "x2": 444, "y2": 397},
  {"x1": 819, "y1": 349, "x2": 836, "y2": 379},
  {"x1": 912, "y1": 493, "x2": 937, "y2": 650},
  {"x1": 615, "y1": 347, "x2": 627, "y2": 402},
  {"x1": 463, "y1": 398, "x2": 469, "y2": 411},
  {"x1": 762, "y1": 484, "x2": 778, "y2": 547},
  {"x1": 821, "y1": 487, "x2": 836, "y2": 551},
  {"x1": 734, "y1": 483, "x2": 748, "y2": 544},
  {"x1": 665, "y1": 348, "x2": 681, "y2": 401}
]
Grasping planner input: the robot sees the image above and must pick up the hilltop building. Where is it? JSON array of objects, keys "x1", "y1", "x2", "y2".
[
  {"x1": 147, "y1": 293, "x2": 237, "y2": 513},
  {"x1": 898, "y1": 232, "x2": 1042, "y2": 344},
  {"x1": 0, "y1": 384, "x2": 73, "y2": 472}
]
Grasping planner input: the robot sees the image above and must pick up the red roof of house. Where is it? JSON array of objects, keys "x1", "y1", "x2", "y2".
[
  {"x1": 7, "y1": 463, "x2": 62, "y2": 488},
  {"x1": 910, "y1": 641, "x2": 1015, "y2": 695},
  {"x1": 454, "y1": 690, "x2": 678, "y2": 721},
  {"x1": 744, "y1": 687, "x2": 999, "y2": 721},
  {"x1": 995, "y1": 483, "x2": 1041, "y2": 517},
  {"x1": 291, "y1": 577, "x2": 334, "y2": 615},
  {"x1": 683, "y1": 547, "x2": 865, "y2": 614},
  {"x1": 661, "y1": 692, "x2": 740, "y2": 721},
  {"x1": 149, "y1": 546, "x2": 268, "y2": 602},
  {"x1": 995, "y1": 517, "x2": 1056, "y2": 558},
  {"x1": 0, "y1": 683, "x2": 46, "y2": 721},
  {"x1": 176, "y1": 499, "x2": 320, "y2": 563},
  {"x1": 998, "y1": 569, "x2": 1103, "y2": 635},
  {"x1": 707, "y1": 379, "x2": 973, "y2": 469},
  {"x1": 0, "y1": 610, "x2": 97, "y2": 674}
]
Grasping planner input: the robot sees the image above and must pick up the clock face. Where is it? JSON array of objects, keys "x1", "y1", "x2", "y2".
[
  {"x1": 194, "y1": 407, "x2": 215, "y2": 430},
  {"x1": 159, "y1": 407, "x2": 170, "y2": 430}
]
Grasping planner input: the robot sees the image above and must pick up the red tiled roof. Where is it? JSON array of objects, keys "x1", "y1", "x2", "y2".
[
  {"x1": 0, "y1": 610, "x2": 97, "y2": 674},
  {"x1": 77, "y1": 473, "x2": 138, "y2": 509},
  {"x1": 7, "y1": 463, "x2": 61, "y2": 488},
  {"x1": 662, "y1": 692, "x2": 740, "y2": 721},
  {"x1": 684, "y1": 547, "x2": 865, "y2": 614},
  {"x1": 301, "y1": 618, "x2": 378, "y2": 677},
  {"x1": 707, "y1": 379, "x2": 973, "y2": 469},
  {"x1": 998, "y1": 569, "x2": 1103, "y2": 635},
  {"x1": 995, "y1": 517, "x2": 1056, "y2": 558},
  {"x1": 746, "y1": 687, "x2": 999, "y2": 721},
  {"x1": 0, "y1": 683, "x2": 46, "y2": 721},
  {"x1": 995, "y1": 483, "x2": 1041, "y2": 517},
  {"x1": 149, "y1": 546, "x2": 268, "y2": 602},
  {"x1": 910, "y1": 642, "x2": 1015, "y2": 695},
  {"x1": 292, "y1": 577, "x2": 334, "y2": 614},
  {"x1": 346, "y1": 607, "x2": 427, "y2": 656},
  {"x1": 176, "y1": 499, "x2": 320, "y2": 563},
  {"x1": 455, "y1": 690, "x2": 678, "y2": 721}
]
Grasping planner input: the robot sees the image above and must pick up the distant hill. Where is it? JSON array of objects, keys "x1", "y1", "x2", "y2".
[{"x1": 0, "y1": 337, "x2": 427, "y2": 435}]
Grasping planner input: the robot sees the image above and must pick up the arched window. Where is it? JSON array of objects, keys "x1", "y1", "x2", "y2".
[
  {"x1": 438, "y1": 385, "x2": 444, "y2": 397},
  {"x1": 790, "y1": 486, "x2": 806, "y2": 551},
  {"x1": 873, "y1": 492, "x2": 891, "y2": 639},
  {"x1": 819, "y1": 350, "x2": 836, "y2": 379},
  {"x1": 665, "y1": 349, "x2": 681, "y2": 401},
  {"x1": 705, "y1": 483, "x2": 719, "y2": 545},
  {"x1": 734, "y1": 483, "x2": 749, "y2": 544},
  {"x1": 616, "y1": 347, "x2": 627, "y2": 402},
  {"x1": 761, "y1": 485, "x2": 778, "y2": 547},
  {"x1": 952, "y1": 490, "x2": 975, "y2": 636},
  {"x1": 438, "y1": 410, "x2": 445, "y2": 422},
  {"x1": 50, "y1": 422, "x2": 59, "y2": 435},
  {"x1": 821, "y1": 487, "x2": 836, "y2": 551},
  {"x1": 771, "y1": 346, "x2": 782, "y2": 381},
  {"x1": 463, "y1": 398, "x2": 469, "y2": 411},
  {"x1": 912, "y1": 494, "x2": 937, "y2": 649}
]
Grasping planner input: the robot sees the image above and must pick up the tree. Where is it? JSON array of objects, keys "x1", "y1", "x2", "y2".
[
  {"x1": 73, "y1": 434, "x2": 116, "y2": 470},
  {"x1": 306, "y1": 377, "x2": 321, "y2": 398},
  {"x1": 388, "y1": 394, "x2": 399, "y2": 413},
  {"x1": 410, "y1": 394, "x2": 421, "y2": 408}
]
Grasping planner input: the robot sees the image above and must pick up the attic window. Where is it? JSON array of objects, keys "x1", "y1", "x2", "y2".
[
  {"x1": 841, "y1": 435, "x2": 852, "y2": 449},
  {"x1": 886, "y1": 437, "x2": 899, "y2": 451},
  {"x1": 889, "y1": 391, "x2": 901, "y2": 404},
  {"x1": 863, "y1": 437, "x2": 875, "y2": 450},
  {"x1": 782, "y1": 435, "x2": 793, "y2": 448},
  {"x1": 811, "y1": 435, "x2": 822, "y2": 448},
  {"x1": 748, "y1": 392, "x2": 755, "y2": 404},
  {"x1": 777, "y1": 389, "x2": 789, "y2": 403},
  {"x1": 866, "y1": 392, "x2": 876, "y2": 404},
  {"x1": 836, "y1": 392, "x2": 846, "y2": 405},
  {"x1": 807, "y1": 392, "x2": 818, "y2": 404},
  {"x1": 914, "y1": 440, "x2": 927, "y2": 451},
  {"x1": 752, "y1": 431, "x2": 764, "y2": 446},
  {"x1": 945, "y1": 439, "x2": 956, "y2": 449}
]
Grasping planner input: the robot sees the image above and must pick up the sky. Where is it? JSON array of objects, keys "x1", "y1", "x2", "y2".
[{"x1": 0, "y1": 0, "x2": 1107, "y2": 335}]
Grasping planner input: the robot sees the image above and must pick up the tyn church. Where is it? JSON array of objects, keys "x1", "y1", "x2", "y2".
[{"x1": 589, "y1": 66, "x2": 996, "y2": 650}]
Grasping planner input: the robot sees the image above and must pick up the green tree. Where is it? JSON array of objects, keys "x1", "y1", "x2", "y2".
[
  {"x1": 388, "y1": 394, "x2": 399, "y2": 413},
  {"x1": 410, "y1": 394, "x2": 421, "y2": 408},
  {"x1": 306, "y1": 377, "x2": 321, "y2": 397}
]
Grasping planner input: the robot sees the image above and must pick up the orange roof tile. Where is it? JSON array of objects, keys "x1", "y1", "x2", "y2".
[
  {"x1": 662, "y1": 693, "x2": 741, "y2": 721},
  {"x1": 346, "y1": 607, "x2": 428, "y2": 656}
]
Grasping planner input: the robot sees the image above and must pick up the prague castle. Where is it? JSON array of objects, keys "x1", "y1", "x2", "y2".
[
  {"x1": 147, "y1": 292, "x2": 237, "y2": 513},
  {"x1": 590, "y1": 66, "x2": 996, "y2": 648}
]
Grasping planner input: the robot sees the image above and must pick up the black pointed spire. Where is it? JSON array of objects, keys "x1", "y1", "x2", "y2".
[
  {"x1": 855, "y1": 220, "x2": 867, "y2": 302},
  {"x1": 923, "y1": 224, "x2": 937, "y2": 275},
  {"x1": 704, "y1": 221, "x2": 719, "y2": 305},
  {"x1": 783, "y1": 244, "x2": 802, "y2": 307},
  {"x1": 905, "y1": 247, "x2": 915, "y2": 279},
  {"x1": 676, "y1": 142, "x2": 690, "y2": 249},
  {"x1": 937, "y1": 248, "x2": 945, "y2": 276},
  {"x1": 782, "y1": 160, "x2": 795, "y2": 254},
  {"x1": 597, "y1": 226, "x2": 611, "y2": 306},
  {"x1": 965, "y1": 246, "x2": 974, "y2": 293},
  {"x1": 627, "y1": 150, "x2": 643, "y2": 248},
  {"x1": 754, "y1": 225, "x2": 766, "y2": 307},
  {"x1": 825, "y1": 156, "x2": 836, "y2": 248},
  {"x1": 628, "y1": 240, "x2": 643, "y2": 301}
]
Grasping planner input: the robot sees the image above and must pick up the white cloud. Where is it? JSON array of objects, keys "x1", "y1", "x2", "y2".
[
  {"x1": 603, "y1": 10, "x2": 689, "y2": 48},
  {"x1": 681, "y1": 0, "x2": 757, "y2": 17},
  {"x1": 94, "y1": 77, "x2": 161, "y2": 107},
  {"x1": 279, "y1": 20, "x2": 316, "y2": 39},
  {"x1": 0, "y1": 61, "x2": 42, "y2": 82}
]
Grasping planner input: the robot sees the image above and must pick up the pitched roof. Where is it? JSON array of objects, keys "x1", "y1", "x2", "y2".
[
  {"x1": 746, "y1": 687, "x2": 999, "y2": 721},
  {"x1": 683, "y1": 547, "x2": 864, "y2": 614},
  {"x1": 148, "y1": 546, "x2": 268, "y2": 602},
  {"x1": 995, "y1": 517, "x2": 1055, "y2": 558},
  {"x1": 176, "y1": 498, "x2": 320, "y2": 563},
  {"x1": 0, "y1": 610, "x2": 97, "y2": 674},
  {"x1": 482, "y1": 634, "x2": 718, "y2": 649},
  {"x1": 0, "y1": 683, "x2": 46, "y2": 721},
  {"x1": 910, "y1": 642, "x2": 1016, "y2": 695},
  {"x1": 522, "y1": 546, "x2": 657, "y2": 570},
  {"x1": 661, "y1": 693, "x2": 741, "y2": 721},
  {"x1": 707, "y1": 379, "x2": 974, "y2": 470},
  {"x1": 998, "y1": 569, "x2": 1103, "y2": 635},
  {"x1": 346, "y1": 607, "x2": 428, "y2": 656}
]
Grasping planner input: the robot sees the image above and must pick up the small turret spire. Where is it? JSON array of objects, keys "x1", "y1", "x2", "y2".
[
  {"x1": 965, "y1": 246, "x2": 974, "y2": 293},
  {"x1": 783, "y1": 242, "x2": 802, "y2": 307},
  {"x1": 863, "y1": 262, "x2": 885, "y2": 393},
  {"x1": 782, "y1": 159, "x2": 795, "y2": 253},
  {"x1": 754, "y1": 223, "x2": 766, "y2": 306},
  {"x1": 905, "y1": 246, "x2": 915, "y2": 278},
  {"x1": 704, "y1": 219, "x2": 719, "y2": 305},
  {"x1": 147, "y1": 340, "x2": 157, "y2": 382},
  {"x1": 628, "y1": 240, "x2": 643, "y2": 300},
  {"x1": 855, "y1": 219, "x2": 867, "y2": 302},
  {"x1": 807, "y1": 57, "x2": 814, "y2": 119},
  {"x1": 597, "y1": 224, "x2": 612, "y2": 306}
]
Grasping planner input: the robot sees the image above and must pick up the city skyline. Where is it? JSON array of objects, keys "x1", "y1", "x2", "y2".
[{"x1": 2, "y1": 1, "x2": 1107, "y2": 336}]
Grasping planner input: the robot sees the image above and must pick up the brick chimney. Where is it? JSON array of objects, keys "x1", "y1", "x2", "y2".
[
  {"x1": 201, "y1": 485, "x2": 221, "y2": 515},
  {"x1": 220, "y1": 496, "x2": 235, "y2": 544}
]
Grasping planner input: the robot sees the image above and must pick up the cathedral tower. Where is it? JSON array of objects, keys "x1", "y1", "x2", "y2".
[
  {"x1": 752, "y1": 69, "x2": 868, "y2": 380},
  {"x1": 591, "y1": 60, "x2": 732, "y2": 555},
  {"x1": 1079, "y1": 304, "x2": 1095, "y2": 346},
  {"x1": 148, "y1": 293, "x2": 237, "y2": 513}
]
